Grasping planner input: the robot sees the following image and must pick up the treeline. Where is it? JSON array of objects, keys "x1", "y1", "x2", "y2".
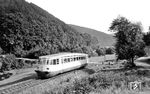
[
  {"x1": 143, "y1": 29, "x2": 150, "y2": 46},
  {"x1": 109, "y1": 16, "x2": 150, "y2": 68},
  {"x1": 0, "y1": 0, "x2": 100, "y2": 59},
  {"x1": 0, "y1": 0, "x2": 102, "y2": 72},
  {"x1": 143, "y1": 29, "x2": 150, "y2": 56},
  {"x1": 96, "y1": 46, "x2": 115, "y2": 56}
]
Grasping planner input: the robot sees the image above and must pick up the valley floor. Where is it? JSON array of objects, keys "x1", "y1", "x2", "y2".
[{"x1": 1, "y1": 55, "x2": 150, "y2": 94}]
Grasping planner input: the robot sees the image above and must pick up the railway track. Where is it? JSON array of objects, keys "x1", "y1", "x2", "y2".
[
  {"x1": 0, "y1": 63, "x2": 123, "y2": 94},
  {"x1": 0, "y1": 69, "x2": 82, "y2": 94}
]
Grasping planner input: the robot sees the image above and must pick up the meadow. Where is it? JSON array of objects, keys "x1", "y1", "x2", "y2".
[
  {"x1": 1, "y1": 55, "x2": 150, "y2": 94},
  {"x1": 42, "y1": 62, "x2": 150, "y2": 94}
]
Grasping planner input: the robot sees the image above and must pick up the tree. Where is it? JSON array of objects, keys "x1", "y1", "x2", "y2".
[
  {"x1": 0, "y1": 0, "x2": 99, "y2": 59},
  {"x1": 143, "y1": 27, "x2": 150, "y2": 46},
  {"x1": 96, "y1": 47, "x2": 106, "y2": 56},
  {"x1": 0, "y1": 54, "x2": 19, "y2": 72},
  {"x1": 143, "y1": 27, "x2": 150, "y2": 56},
  {"x1": 109, "y1": 16, "x2": 145, "y2": 67}
]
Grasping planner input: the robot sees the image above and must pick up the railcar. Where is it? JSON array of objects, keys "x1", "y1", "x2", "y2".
[{"x1": 35, "y1": 52, "x2": 88, "y2": 78}]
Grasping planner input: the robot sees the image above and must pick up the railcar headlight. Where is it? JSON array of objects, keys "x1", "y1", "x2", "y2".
[{"x1": 47, "y1": 68, "x2": 49, "y2": 70}]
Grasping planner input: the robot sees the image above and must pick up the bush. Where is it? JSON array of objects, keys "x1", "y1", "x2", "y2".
[
  {"x1": 96, "y1": 48, "x2": 106, "y2": 56},
  {"x1": 96, "y1": 47, "x2": 115, "y2": 56},
  {"x1": 105, "y1": 47, "x2": 115, "y2": 54},
  {"x1": 0, "y1": 54, "x2": 24, "y2": 72}
]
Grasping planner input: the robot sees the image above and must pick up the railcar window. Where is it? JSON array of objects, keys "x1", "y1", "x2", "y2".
[
  {"x1": 68, "y1": 58, "x2": 70, "y2": 62},
  {"x1": 38, "y1": 59, "x2": 41, "y2": 64},
  {"x1": 53, "y1": 59, "x2": 57, "y2": 65},
  {"x1": 43, "y1": 59, "x2": 46, "y2": 64},
  {"x1": 39, "y1": 59, "x2": 43, "y2": 64},
  {"x1": 64, "y1": 58, "x2": 67, "y2": 63},
  {"x1": 74, "y1": 57, "x2": 76, "y2": 61},
  {"x1": 56, "y1": 59, "x2": 59, "y2": 64},
  {"x1": 47, "y1": 60, "x2": 49, "y2": 65},
  {"x1": 70, "y1": 58, "x2": 73, "y2": 61}
]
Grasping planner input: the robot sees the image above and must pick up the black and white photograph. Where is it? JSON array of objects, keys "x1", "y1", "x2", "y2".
[{"x1": 0, "y1": 0, "x2": 150, "y2": 94}]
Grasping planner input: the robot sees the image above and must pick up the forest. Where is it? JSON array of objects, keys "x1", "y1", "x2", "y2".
[
  {"x1": 0, "y1": 0, "x2": 101, "y2": 59},
  {"x1": 0, "y1": 0, "x2": 108, "y2": 71}
]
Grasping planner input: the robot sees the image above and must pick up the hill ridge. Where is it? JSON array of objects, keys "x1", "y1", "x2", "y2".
[
  {"x1": 0, "y1": 0, "x2": 99, "y2": 58},
  {"x1": 69, "y1": 24, "x2": 115, "y2": 47}
]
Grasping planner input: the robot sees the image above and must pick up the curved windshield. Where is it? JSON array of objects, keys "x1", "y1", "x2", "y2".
[{"x1": 39, "y1": 58, "x2": 46, "y2": 65}]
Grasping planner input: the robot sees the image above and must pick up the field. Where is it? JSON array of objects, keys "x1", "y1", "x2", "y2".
[
  {"x1": 89, "y1": 54, "x2": 116, "y2": 63},
  {"x1": 42, "y1": 63, "x2": 150, "y2": 94},
  {"x1": 40, "y1": 55, "x2": 150, "y2": 94}
]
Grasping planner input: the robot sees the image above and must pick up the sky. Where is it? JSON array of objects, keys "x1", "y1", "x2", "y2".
[{"x1": 26, "y1": 0, "x2": 150, "y2": 34}]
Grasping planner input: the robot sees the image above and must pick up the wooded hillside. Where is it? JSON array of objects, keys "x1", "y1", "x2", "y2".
[
  {"x1": 0, "y1": 0, "x2": 99, "y2": 58},
  {"x1": 70, "y1": 25, "x2": 115, "y2": 47}
]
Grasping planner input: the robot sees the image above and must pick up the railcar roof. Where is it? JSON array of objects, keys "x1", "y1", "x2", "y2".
[
  {"x1": 16, "y1": 58, "x2": 37, "y2": 61},
  {"x1": 39, "y1": 52, "x2": 87, "y2": 59}
]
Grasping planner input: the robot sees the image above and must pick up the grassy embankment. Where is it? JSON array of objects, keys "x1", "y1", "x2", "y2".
[
  {"x1": 15, "y1": 55, "x2": 150, "y2": 94},
  {"x1": 43, "y1": 64, "x2": 150, "y2": 94},
  {"x1": 2, "y1": 55, "x2": 150, "y2": 94},
  {"x1": 42, "y1": 58, "x2": 150, "y2": 94}
]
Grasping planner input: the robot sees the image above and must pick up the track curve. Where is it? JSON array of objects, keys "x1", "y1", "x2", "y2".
[{"x1": 0, "y1": 68, "x2": 87, "y2": 94}]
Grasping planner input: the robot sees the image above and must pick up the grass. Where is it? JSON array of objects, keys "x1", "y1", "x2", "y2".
[
  {"x1": 4, "y1": 59, "x2": 150, "y2": 94},
  {"x1": 89, "y1": 54, "x2": 116, "y2": 63},
  {"x1": 43, "y1": 63, "x2": 150, "y2": 94}
]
